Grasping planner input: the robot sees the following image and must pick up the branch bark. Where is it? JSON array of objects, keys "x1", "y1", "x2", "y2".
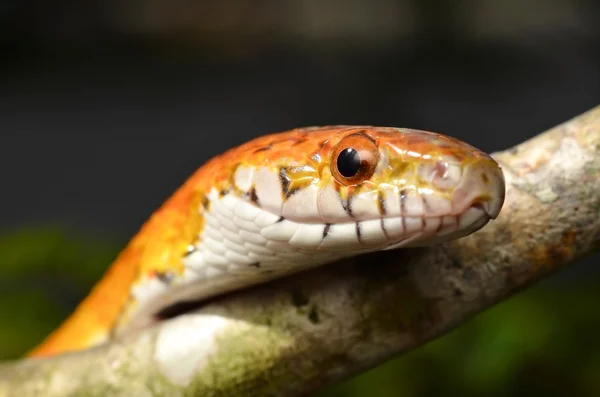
[{"x1": 2, "y1": 106, "x2": 600, "y2": 397}]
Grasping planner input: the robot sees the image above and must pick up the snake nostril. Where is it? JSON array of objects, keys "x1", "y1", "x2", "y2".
[
  {"x1": 430, "y1": 160, "x2": 461, "y2": 191},
  {"x1": 434, "y1": 160, "x2": 448, "y2": 179}
]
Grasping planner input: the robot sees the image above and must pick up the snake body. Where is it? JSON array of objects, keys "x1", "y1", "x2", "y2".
[{"x1": 29, "y1": 126, "x2": 505, "y2": 358}]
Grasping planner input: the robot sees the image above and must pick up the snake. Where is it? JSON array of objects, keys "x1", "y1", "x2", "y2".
[{"x1": 27, "y1": 126, "x2": 505, "y2": 358}]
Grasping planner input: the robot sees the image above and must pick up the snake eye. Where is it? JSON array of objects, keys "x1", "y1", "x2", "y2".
[
  {"x1": 337, "y1": 148, "x2": 361, "y2": 177},
  {"x1": 331, "y1": 133, "x2": 379, "y2": 186}
]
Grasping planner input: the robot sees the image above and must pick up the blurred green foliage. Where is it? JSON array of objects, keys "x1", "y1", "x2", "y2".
[
  {"x1": 0, "y1": 226, "x2": 121, "y2": 358},
  {"x1": 0, "y1": 226, "x2": 598, "y2": 396}
]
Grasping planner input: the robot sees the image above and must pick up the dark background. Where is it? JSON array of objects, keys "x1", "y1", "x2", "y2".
[{"x1": 1, "y1": 1, "x2": 599, "y2": 396}]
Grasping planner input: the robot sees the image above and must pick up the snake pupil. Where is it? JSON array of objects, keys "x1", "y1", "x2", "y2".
[{"x1": 337, "y1": 148, "x2": 361, "y2": 177}]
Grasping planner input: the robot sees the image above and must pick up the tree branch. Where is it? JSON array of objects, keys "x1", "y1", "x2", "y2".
[{"x1": 2, "y1": 106, "x2": 600, "y2": 397}]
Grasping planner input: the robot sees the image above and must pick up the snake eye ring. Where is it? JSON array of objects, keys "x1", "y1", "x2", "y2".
[{"x1": 330, "y1": 133, "x2": 379, "y2": 186}]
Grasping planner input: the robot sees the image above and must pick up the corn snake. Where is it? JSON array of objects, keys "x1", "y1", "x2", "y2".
[{"x1": 29, "y1": 126, "x2": 505, "y2": 358}]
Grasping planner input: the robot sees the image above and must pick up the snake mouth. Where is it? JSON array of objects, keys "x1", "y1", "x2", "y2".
[
  {"x1": 471, "y1": 201, "x2": 494, "y2": 221},
  {"x1": 375, "y1": 204, "x2": 492, "y2": 251},
  {"x1": 265, "y1": 201, "x2": 493, "y2": 254}
]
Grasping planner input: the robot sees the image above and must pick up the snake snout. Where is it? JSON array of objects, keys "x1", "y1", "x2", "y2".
[{"x1": 452, "y1": 156, "x2": 506, "y2": 221}]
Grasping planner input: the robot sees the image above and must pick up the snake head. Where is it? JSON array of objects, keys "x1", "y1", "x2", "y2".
[
  {"x1": 168, "y1": 125, "x2": 506, "y2": 296},
  {"x1": 120, "y1": 126, "x2": 506, "y2": 339},
  {"x1": 225, "y1": 126, "x2": 505, "y2": 254}
]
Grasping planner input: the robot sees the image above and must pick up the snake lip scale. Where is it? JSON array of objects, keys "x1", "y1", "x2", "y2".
[{"x1": 28, "y1": 125, "x2": 505, "y2": 358}]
